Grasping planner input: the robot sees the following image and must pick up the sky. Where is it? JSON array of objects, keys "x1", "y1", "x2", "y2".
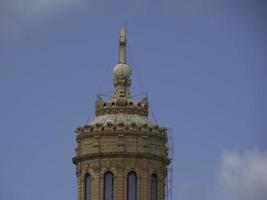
[{"x1": 0, "y1": 0, "x2": 267, "y2": 200}]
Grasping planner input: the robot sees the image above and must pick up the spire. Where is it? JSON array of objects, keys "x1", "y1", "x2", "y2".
[
  {"x1": 112, "y1": 27, "x2": 132, "y2": 99},
  {"x1": 113, "y1": 27, "x2": 131, "y2": 80},
  {"x1": 119, "y1": 27, "x2": 126, "y2": 64}
]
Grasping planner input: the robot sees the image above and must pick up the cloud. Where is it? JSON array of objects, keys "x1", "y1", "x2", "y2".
[
  {"x1": 0, "y1": 0, "x2": 86, "y2": 35},
  {"x1": 0, "y1": 0, "x2": 83, "y2": 16},
  {"x1": 214, "y1": 150, "x2": 267, "y2": 200}
]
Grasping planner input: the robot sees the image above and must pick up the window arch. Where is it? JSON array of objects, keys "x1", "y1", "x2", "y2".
[
  {"x1": 127, "y1": 171, "x2": 137, "y2": 200},
  {"x1": 85, "y1": 174, "x2": 92, "y2": 200},
  {"x1": 150, "y1": 174, "x2": 157, "y2": 200},
  {"x1": 104, "y1": 171, "x2": 114, "y2": 200}
]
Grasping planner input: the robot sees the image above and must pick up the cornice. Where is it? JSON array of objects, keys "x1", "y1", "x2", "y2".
[
  {"x1": 75, "y1": 124, "x2": 168, "y2": 142},
  {"x1": 95, "y1": 98, "x2": 149, "y2": 116},
  {"x1": 72, "y1": 152, "x2": 170, "y2": 166}
]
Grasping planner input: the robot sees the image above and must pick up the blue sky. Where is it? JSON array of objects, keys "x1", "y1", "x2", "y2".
[{"x1": 0, "y1": 0, "x2": 267, "y2": 200}]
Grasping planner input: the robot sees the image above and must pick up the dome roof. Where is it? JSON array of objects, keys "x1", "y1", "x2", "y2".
[{"x1": 113, "y1": 63, "x2": 132, "y2": 79}]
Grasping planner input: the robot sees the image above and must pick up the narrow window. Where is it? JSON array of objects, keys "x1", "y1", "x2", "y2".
[
  {"x1": 150, "y1": 174, "x2": 157, "y2": 200},
  {"x1": 104, "y1": 171, "x2": 114, "y2": 200},
  {"x1": 127, "y1": 171, "x2": 137, "y2": 200},
  {"x1": 85, "y1": 174, "x2": 91, "y2": 200}
]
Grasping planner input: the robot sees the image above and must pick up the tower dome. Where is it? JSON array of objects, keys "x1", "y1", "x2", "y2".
[{"x1": 73, "y1": 27, "x2": 170, "y2": 200}]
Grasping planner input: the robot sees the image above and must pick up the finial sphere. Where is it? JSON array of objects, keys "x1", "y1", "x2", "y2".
[{"x1": 113, "y1": 63, "x2": 132, "y2": 79}]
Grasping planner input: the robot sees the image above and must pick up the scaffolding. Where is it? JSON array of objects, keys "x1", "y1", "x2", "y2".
[
  {"x1": 165, "y1": 128, "x2": 174, "y2": 200},
  {"x1": 127, "y1": 37, "x2": 174, "y2": 200}
]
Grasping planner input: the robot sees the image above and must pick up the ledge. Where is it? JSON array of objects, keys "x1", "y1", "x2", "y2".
[{"x1": 72, "y1": 152, "x2": 170, "y2": 165}]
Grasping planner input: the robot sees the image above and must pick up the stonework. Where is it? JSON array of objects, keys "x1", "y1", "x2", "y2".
[{"x1": 73, "y1": 28, "x2": 170, "y2": 200}]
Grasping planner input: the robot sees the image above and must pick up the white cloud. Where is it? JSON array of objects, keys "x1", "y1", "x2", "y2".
[
  {"x1": 0, "y1": 0, "x2": 86, "y2": 35},
  {"x1": 1, "y1": 0, "x2": 84, "y2": 16},
  {"x1": 214, "y1": 150, "x2": 267, "y2": 200}
]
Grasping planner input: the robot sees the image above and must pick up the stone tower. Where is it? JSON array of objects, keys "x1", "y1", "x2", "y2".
[{"x1": 73, "y1": 28, "x2": 170, "y2": 200}]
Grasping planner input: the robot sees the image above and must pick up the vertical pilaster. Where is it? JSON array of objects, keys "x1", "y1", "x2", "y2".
[
  {"x1": 140, "y1": 168, "x2": 149, "y2": 200},
  {"x1": 116, "y1": 167, "x2": 124, "y2": 199},
  {"x1": 93, "y1": 168, "x2": 101, "y2": 200},
  {"x1": 77, "y1": 175, "x2": 82, "y2": 200}
]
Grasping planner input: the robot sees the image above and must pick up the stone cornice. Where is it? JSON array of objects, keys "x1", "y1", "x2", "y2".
[
  {"x1": 76, "y1": 124, "x2": 167, "y2": 134},
  {"x1": 72, "y1": 152, "x2": 170, "y2": 166},
  {"x1": 75, "y1": 124, "x2": 168, "y2": 142},
  {"x1": 95, "y1": 97, "x2": 149, "y2": 116},
  {"x1": 96, "y1": 106, "x2": 148, "y2": 116},
  {"x1": 76, "y1": 130, "x2": 167, "y2": 142}
]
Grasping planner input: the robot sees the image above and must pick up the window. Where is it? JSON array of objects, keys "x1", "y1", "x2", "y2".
[
  {"x1": 104, "y1": 171, "x2": 114, "y2": 200},
  {"x1": 127, "y1": 171, "x2": 137, "y2": 200},
  {"x1": 85, "y1": 174, "x2": 91, "y2": 200},
  {"x1": 150, "y1": 174, "x2": 157, "y2": 200}
]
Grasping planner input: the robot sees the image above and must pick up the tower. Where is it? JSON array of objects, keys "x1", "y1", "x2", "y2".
[{"x1": 73, "y1": 28, "x2": 170, "y2": 200}]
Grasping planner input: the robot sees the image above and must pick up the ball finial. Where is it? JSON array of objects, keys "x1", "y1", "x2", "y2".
[{"x1": 113, "y1": 63, "x2": 132, "y2": 79}]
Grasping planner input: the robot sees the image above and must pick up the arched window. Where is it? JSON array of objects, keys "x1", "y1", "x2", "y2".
[
  {"x1": 104, "y1": 171, "x2": 114, "y2": 200},
  {"x1": 85, "y1": 174, "x2": 91, "y2": 200},
  {"x1": 127, "y1": 171, "x2": 137, "y2": 200},
  {"x1": 150, "y1": 174, "x2": 157, "y2": 200}
]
